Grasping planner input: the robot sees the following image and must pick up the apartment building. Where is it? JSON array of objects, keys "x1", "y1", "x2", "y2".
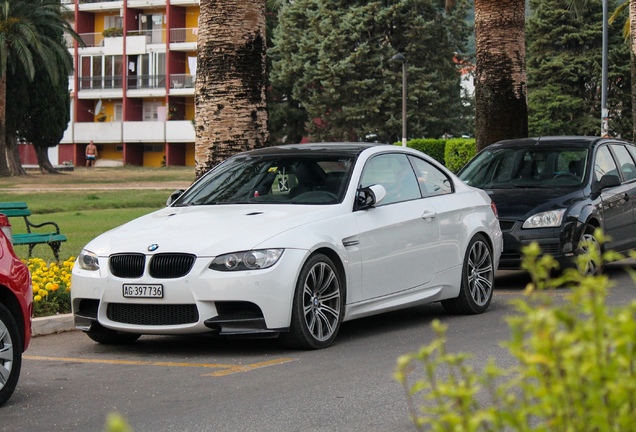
[{"x1": 33, "y1": 0, "x2": 200, "y2": 167}]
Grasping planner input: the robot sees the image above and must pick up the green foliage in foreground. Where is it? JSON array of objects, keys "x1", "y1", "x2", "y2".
[{"x1": 395, "y1": 235, "x2": 636, "y2": 431}]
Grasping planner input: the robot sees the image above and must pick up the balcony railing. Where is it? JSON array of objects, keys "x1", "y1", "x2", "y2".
[
  {"x1": 77, "y1": 32, "x2": 105, "y2": 48},
  {"x1": 127, "y1": 29, "x2": 165, "y2": 44},
  {"x1": 79, "y1": 0, "x2": 119, "y2": 3},
  {"x1": 169, "y1": 74, "x2": 194, "y2": 89},
  {"x1": 128, "y1": 74, "x2": 166, "y2": 90},
  {"x1": 80, "y1": 75, "x2": 123, "y2": 90},
  {"x1": 169, "y1": 28, "x2": 198, "y2": 44}
]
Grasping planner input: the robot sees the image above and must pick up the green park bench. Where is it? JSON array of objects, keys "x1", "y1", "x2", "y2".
[{"x1": 0, "y1": 201, "x2": 67, "y2": 261}]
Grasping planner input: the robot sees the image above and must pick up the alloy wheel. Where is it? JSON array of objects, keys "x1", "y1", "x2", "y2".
[{"x1": 302, "y1": 261, "x2": 341, "y2": 342}]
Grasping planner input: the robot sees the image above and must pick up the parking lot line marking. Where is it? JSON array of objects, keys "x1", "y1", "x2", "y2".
[
  {"x1": 202, "y1": 357, "x2": 296, "y2": 377},
  {"x1": 24, "y1": 355, "x2": 296, "y2": 377}
]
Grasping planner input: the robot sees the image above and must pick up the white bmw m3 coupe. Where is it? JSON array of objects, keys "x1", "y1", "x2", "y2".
[{"x1": 72, "y1": 143, "x2": 502, "y2": 349}]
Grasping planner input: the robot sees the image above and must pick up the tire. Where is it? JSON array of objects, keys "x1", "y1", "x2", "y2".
[
  {"x1": 280, "y1": 254, "x2": 344, "y2": 350},
  {"x1": 575, "y1": 224, "x2": 603, "y2": 276},
  {"x1": 442, "y1": 234, "x2": 494, "y2": 315},
  {"x1": 0, "y1": 303, "x2": 22, "y2": 407},
  {"x1": 85, "y1": 323, "x2": 141, "y2": 345}
]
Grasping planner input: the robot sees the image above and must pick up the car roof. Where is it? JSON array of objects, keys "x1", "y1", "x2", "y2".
[
  {"x1": 233, "y1": 142, "x2": 393, "y2": 158},
  {"x1": 489, "y1": 136, "x2": 625, "y2": 149}
]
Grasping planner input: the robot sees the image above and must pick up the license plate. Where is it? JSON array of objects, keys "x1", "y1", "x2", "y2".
[{"x1": 122, "y1": 284, "x2": 163, "y2": 298}]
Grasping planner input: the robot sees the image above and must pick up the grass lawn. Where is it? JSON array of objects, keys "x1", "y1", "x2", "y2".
[{"x1": 1, "y1": 167, "x2": 195, "y2": 262}]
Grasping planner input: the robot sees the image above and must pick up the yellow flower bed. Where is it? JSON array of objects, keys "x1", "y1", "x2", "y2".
[{"x1": 26, "y1": 256, "x2": 75, "y2": 317}]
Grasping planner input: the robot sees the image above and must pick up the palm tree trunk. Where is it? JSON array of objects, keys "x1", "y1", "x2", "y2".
[
  {"x1": 0, "y1": 76, "x2": 12, "y2": 177},
  {"x1": 33, "y1": 145, "x2": 59, "y2": 174},
  {"x1": 5, "y1": 133, "x2": 27, "y2": 176},
  {"x1": 474, "y1": 0, "x2": 528, "y2": 151},
  {"x1": 194, "y1": 0, "x2": 269, "y2": 179}
]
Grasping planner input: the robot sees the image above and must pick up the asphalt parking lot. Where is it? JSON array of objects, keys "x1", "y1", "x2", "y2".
[{"x1": 3, "y1": 263, "x2": 635, "y2": 432}]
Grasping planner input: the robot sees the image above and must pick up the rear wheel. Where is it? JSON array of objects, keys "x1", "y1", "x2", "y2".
[
  {"x1": 442, "y1": 234, "x2": 494, "y2": 315},
  {"x1": 280, "y1": 254, "x2": 344, "y2": 350},
  {"x1": 0, "y1": 303, "x2": 22, "y2": 407},
  {"x1": 576, "y1": 224, "x2": 603, "y2": 276},
  {"x1": 85, "y1": 323, "x2": 141, "y2": 345}
]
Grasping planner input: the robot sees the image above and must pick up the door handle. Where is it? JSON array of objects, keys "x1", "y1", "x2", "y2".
[{"x1": 421, "y1": 210, "x2": 436, "y2": 221}]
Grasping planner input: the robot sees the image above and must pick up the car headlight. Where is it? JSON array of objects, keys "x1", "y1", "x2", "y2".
[
  {"x1": 210, "y1": 249, "x2": 284, "y2": 271},
  {"x1": 522, "y1": 209, "x2": 566, "y2": 229},
  {"x1": 78, "y1": 249, "x2": 100, "y2": 271}
]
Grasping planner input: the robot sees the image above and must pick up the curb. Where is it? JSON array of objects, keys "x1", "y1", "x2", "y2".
[{"x1": 32, "y1": 313, "x2": 75, "y2": 337}]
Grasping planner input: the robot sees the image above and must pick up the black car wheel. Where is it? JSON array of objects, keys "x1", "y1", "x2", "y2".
[
  {"x1": 86, "y1": 322, "x2": 141, "y2": 345},
  {"x1": 0, "y1": 303, "x2": 22, "y2": 407},
  {"x1": 280, "y1": 254, "x2": 344, "y2": 350},
  {"x1": 576, "y1": 225, "x2": 603, "y2": 276},
  {"x1": 442, "y1": 234, "x2": 494, "y2": 315}
]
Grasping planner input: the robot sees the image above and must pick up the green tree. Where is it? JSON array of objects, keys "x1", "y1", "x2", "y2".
[
  {"x1": 609, "y1": 0, "x2": 636, "y2": 140},
  {"x1": 0, "y1": 0, "x2": 78, "y2": 176},
  {"x1": 269, "y1": 0, "x2": 472, "y2": 143},
  {"x1": 6, "y1": 16, "x2": 72, "y2": 174},
  {"x1": 527, "y1": 0, "x2": 631, "y2": 138},
  {"x1": 265, "y1": 0, "x2": 307, "y2": 144}
]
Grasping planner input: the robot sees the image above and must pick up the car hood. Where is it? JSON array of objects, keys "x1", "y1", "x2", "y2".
[
  {"x1": 85, "y1": 204, "x2": 342, "y2": 257},
  {"x1": 484, "y1": 187, "x2": 586, "y2": 220}
]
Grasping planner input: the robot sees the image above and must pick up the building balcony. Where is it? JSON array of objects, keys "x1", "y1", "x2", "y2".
[
  {"x1": 169, "y1": 27, "x2": 198, "y2": 43},
  {"x1": 77, "y1": 0, "x2": 123, "y2": 12},
  {"x1": 127, "y1": 29, "x2": 166, "y2": 45},
  {"x1": 62, "y1": 120, "x2": 195, "y2": 144},
  {"x1": 169, "y1": 74, "x2": 194, "y2": 95}
]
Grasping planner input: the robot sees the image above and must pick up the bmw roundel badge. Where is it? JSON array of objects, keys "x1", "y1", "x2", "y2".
[{"x1": 148, "y1": 244, "x2": 159, "y2": 252}]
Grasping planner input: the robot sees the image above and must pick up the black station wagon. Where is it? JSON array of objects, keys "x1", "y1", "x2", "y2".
[{"x1": 459, "y1": 136, "x2": 636, "y2": 274}]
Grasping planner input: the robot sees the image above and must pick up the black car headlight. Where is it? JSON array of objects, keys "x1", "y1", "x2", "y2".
[
  {"x1": 522, "y1": 209, "x2": 566, "y2": 228},
  {"x1": 210, "y1": 249, "x2": 284, "y2": 271},
  {"x1": 78, "y1": 249, "x2": 100, "y2": 271}
]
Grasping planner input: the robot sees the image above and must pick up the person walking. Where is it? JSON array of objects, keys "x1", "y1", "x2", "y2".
[{"x1": 86, "y1": 141, "x2": 98, "y2": 168}]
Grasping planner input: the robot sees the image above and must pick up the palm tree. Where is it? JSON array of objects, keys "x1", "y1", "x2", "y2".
[
  {"x1": 609, "y1": 0, "x2": 636, "y2": 140},
  {"x1": 194, "y1": 0, "x2": 269, "y2": 179},
  {"x1": 0, "y1": 0, "x2": 79, "y2": 176},
  {"x1": 446, "y1": 0, "x2": 586, "y2": 151}
]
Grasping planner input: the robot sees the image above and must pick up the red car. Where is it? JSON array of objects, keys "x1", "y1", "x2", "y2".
[{"x1": 0, "y1": 214, "x2": 32, "y2": 406}]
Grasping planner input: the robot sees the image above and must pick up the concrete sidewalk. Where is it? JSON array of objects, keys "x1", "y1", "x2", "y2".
[{"x1": 32, "y1": 313, "x2": 75, "y2": 336}]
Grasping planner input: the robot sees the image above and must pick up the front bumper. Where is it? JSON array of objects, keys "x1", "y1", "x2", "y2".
[
  {"x1": 71, "y1": 249, "x2": 308, "y2": 336},
  {"x1": 498, "y1": 218, "x2": 580, "y2": 270}
]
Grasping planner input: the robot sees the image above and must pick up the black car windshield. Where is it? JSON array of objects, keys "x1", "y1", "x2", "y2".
[
  {"x1": 174, "y1": 155, "x2": 354, "y2": 205},
  {"x1": 459, "y1": 147, "x2": 589, "y2": 189}
]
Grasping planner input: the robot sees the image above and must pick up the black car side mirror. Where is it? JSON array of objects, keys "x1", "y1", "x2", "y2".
[
  {"x1": 166, "y1": 189, "x2": 185, "y2": 206},
  {"x1": 355, "y1": 184, "x2": 386, "y2": 210},
  {"x1": 592, "y1": 174, "x2": 621, "y2": 194}
]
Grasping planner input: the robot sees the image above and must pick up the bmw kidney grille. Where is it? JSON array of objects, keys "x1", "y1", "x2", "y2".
[{"x1": 110, "y1": 253, "x2": 196, "y2": 278}]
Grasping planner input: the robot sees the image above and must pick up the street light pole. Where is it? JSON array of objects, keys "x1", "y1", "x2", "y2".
[
  {"x1": 601, "y1": 0, "x2": 609, "y2": 136},
  {"x1": 390, "y1": 53, "x2": 407, "y2": 147}
]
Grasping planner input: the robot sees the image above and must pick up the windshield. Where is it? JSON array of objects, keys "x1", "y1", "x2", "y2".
[
  {"x1": 459, "y1": 147, "x2": 589, "y2": 189},
  {"x1": 174, "y1": 154, "x2": 354, "y2": 206}
]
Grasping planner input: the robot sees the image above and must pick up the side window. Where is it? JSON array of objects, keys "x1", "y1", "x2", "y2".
[
  {"x1": 408, "y1": 156, "x2": 453, "y2": 197},
  {"x1": 610, "y1": 144, "x2": 636, "y2": 182},
  {"x1": 360, "y1": 154, "x2": 420, "y2": 205},
  {"x1": 594, "y1": 146, "x2": 619, "y2": 182}
]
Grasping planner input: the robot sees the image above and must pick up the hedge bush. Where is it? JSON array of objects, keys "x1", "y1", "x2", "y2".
[
  {"x1": 395, "y1": 233, "x2": 636, "y2": 431},
  {"x1": 405, "y1": 139, "x2": 447, "y2": 166},
  {"x1": 444, "y1": 138, "x2": 477, "y2": 173}
]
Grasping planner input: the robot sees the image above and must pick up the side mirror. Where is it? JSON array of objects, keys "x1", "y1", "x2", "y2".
[
  {"x1": 166, "y1": 189, "x2": 185, "y2": 206},
  {"x1": 355, "y1": 184, "x2": 386, "y2": 210},
  {"x1": 592, "y1": 174, "x2": 621, "y2": 194}
]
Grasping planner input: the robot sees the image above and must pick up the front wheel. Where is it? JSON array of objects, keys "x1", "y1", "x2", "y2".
[
  {"x1": 442, "y1": 234, "x2": 494, "y2": 315},
  {"x1": 280, "y1": 254, "x2": 344, "y2": 350},
  {"x1": 0, "y1": 303, "x2": 22, "y2": 407},
  {"x1": 576, "y1": 225, "x2": 603, "y2": 276}
]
